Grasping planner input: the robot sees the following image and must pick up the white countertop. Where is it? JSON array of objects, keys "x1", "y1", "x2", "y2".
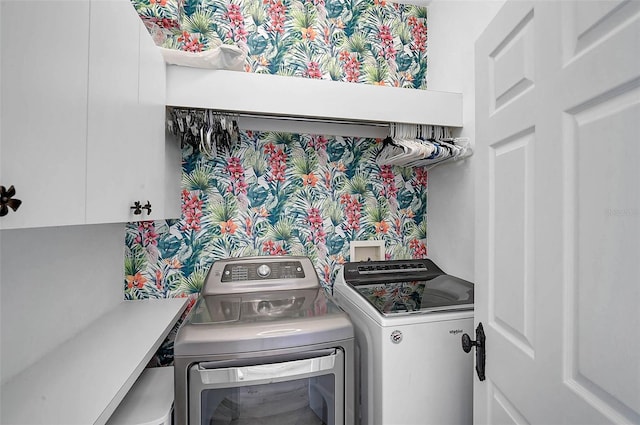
[{"x1": 1, "y1": 298, "x2": 188, "y2": 425}]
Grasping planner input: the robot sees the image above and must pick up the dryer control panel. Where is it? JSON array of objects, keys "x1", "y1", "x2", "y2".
[
  {"x1": 221, "y1": 261, "x2": 306, "y2": 282},
  {"x1": 202, "y1": 256, "x2": 320, "y2": 295}
]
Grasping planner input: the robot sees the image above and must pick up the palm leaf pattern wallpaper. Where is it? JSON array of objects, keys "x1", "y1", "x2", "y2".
[
  {"x1": 127, "y1": 0, "x2": 430, "y2": 297},
  {"x1": 131, "y1": 0, "x2": 428, "y2": 88},
  {"x1": 127, "y1": 0, "x2": 430, "y2": 363},
  {"x1": 125, "y1": 131, "x2": 429, "y2": 300}
]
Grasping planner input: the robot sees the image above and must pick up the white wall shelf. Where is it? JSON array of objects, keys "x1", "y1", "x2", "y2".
[
  {"x1": 165, "y1": 68, "x2": 463, "y2": 128},
  {"x1": 0, "y1": 298, "x2": 188, "y2": 425}
]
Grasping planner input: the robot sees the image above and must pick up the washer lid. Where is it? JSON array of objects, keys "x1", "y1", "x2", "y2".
[
  {"x1": 349, "y1": 275, "x2": 474, "y2": 316},
  {"x1": 174, "y1": 288, "x2": 354, "y2": 356}
]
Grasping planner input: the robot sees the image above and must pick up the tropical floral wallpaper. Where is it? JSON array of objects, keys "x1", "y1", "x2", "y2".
[
  {"x1": 126, "y1": 130, "x2": 428, "y2": 302},
  {"x1": 128, "y1": 129, "x2": 429, "y2": 365},
  {"x1": 131, "y1": 0, "x2": 428, "y2": 88},
  {"x1": 126, "y1": 0, "x2": 430, "y2": 365}
]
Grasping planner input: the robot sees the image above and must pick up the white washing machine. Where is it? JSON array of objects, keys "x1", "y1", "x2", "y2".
[{"x1": 333, "y1": 258, "x2": 474, "y2": 425}]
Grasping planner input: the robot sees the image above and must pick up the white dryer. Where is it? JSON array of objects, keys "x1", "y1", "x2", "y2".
[{"x1": 333, "y1": 258, "x2": 474, "y2": 425}]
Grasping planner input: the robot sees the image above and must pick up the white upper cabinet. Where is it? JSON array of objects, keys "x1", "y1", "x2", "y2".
[
  {"x1": 86, "y1": 0, "x2": 180, "y2": 224},
  {"x1": 86, "y1": 0, "x2": 144, "y2": 224},
  {"x1": 0, "y1": 1, "x2": 90, "y2": 229},
  {"x1": 85, "y1": 0, "x2": 179, "y2": 224},
  {"x1": 0, "y1": 0, "x2": 179, "y2": 230},
  {"x1": 137, "y1": 19, "x2": 182, "y2": 222}
]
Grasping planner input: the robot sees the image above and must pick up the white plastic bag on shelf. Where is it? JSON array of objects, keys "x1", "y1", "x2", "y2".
[{"x1": 158, "y1": 45, "x2": 246, "y2": 71}]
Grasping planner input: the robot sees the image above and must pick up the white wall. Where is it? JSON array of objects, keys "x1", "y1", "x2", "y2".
[
  {"x1": 425, "y1": 0, "x2": 505, "y2": 281},
  {"x1": 0, "y1": 223, "x2": 125, "y2": 385}
]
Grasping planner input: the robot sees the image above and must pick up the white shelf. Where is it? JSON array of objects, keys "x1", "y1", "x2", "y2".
[
  {"x1": 166, "y1": 67, "x2": 463, "y2": 127},
  {"x1": 1, "y1": 298, "x2": 188, "y2": 425}
]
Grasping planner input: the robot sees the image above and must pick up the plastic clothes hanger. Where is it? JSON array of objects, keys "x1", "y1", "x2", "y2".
[
  {"x1": 377, "y1": 136, "x2": 406, "y2": 165},
  {"x1": 389, "y1": 124, "x2": 423, "y2": 166}
]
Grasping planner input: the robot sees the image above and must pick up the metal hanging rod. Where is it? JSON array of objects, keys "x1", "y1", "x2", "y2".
[
  {"x1": 165, "y1": 107, "x2": 459, "y2": 141},
  {"x1": 166, "y1": 106, "x2": 391, "y2": 128}
]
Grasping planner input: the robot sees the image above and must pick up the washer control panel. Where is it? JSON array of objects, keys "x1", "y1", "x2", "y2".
[
  {"x1": 343, "y1": 258, "x2": 444, "y2": 284},
  {"x1": 221, "y1": 261, "x2": 306, "y2": 282}
]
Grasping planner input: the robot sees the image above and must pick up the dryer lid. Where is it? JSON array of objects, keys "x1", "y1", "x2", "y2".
[
  {"x1": 187, "y1": 288, "x2": 321, "y2": 325},
  {"x1": 174, "y1": 288, "x2": 354, "y2": 356}
]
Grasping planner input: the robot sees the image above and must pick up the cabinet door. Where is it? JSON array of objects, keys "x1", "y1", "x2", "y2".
[
  {"x1": 137, "y1": 20, "x2": 181, "y2": 220},
  {"x1": 85, "y1": 0, "x2": 145, "y2": 224},
  {"x1": 85, "y1": 0, "x2": 177, "y2": 223},
  {"x1": 0, "y1": 0, "x2": 89, "y2": 229}
]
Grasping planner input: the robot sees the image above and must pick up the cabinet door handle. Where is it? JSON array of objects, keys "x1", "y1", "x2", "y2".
[
  {"x1": 130, "y1": 201, "x2": 143, "y2": 215},
  {"x1": 0, "y1": 185, "x2": 22, "y2": 217},
  {"x1": 142, "y1": 201, "x2": 152, "y2": 215}
]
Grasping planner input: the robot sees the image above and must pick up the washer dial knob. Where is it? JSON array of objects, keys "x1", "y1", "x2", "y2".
[{"x1": 257, "y1": 264, "x2": 271, "y2": 277}]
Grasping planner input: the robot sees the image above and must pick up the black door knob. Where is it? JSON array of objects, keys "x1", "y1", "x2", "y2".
[
  {"x1": 461, "y1": 333, "x2": 474, "y2": 353},
  {"x1": 461, "y1": 322, "x2": 486, "y2": 381}
]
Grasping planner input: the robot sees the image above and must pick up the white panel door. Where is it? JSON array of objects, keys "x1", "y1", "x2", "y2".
[{"x1": 474, "y1": 1, "x2": 639, "y2": 424}]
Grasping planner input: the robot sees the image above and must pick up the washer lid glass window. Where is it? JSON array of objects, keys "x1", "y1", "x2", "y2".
[{"x1": 350, "y1": 275, "x2": 474, "y2": 316}]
